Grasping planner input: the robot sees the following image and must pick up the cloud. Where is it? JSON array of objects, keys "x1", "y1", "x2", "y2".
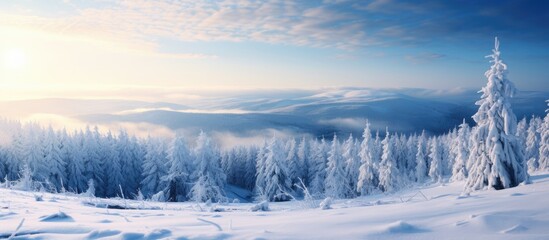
[
  {"x1": 405, "y1": 53, "x2": 446, "y2": 63},
  {"x1": 1, "y1": 0, "x2": 548, "y2": 62}
]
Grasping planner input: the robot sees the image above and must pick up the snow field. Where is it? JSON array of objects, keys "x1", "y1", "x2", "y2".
[{"x1": 1, "y1": 172, "x2": 548, "y2": 239}]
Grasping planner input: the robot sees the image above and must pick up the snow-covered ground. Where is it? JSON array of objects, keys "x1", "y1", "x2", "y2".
[{"x1": 1, "y1": 172, "x2": 548, "y2": 239}]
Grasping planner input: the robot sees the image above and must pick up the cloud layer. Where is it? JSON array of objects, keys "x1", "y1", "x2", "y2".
[{"x1": 3, "y1": 0, "x2": 548, "y2": 53}]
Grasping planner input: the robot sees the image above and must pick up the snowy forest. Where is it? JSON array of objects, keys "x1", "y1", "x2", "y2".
[{"x1": 0, "y1": 39, "x2": 548, "y2": 204}]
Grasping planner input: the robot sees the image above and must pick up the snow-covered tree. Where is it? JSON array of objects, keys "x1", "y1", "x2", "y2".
[
  {"x1": 405, "y1": 134, "x2": 418, "y2": 180},
  {"x1": 343, "y1": 134, "x2": 360, "y2": 197},
  {"x1": 260, "y1": 136, "x2": 292, "y2": 202},
  {"x1": 285, "y1": 138, "x2": 300, "y2": 187},
  {"x1": 82, "y1": 127, "x2": 104, "y2": 196},
  {"x1": 189, "y1": 131, "x2": 226, "y2": 202},
  {"x1": 539, "y1": 100, "x2": 549, "y2": 170},
  {"x1": 254, "y1": 140, "x2": 268, "y2": 195},
  {"x1": 525, "y1": 116, "x2": 542, "y2": 171},
  {"x1": 42, "y1": 127, "x2": 66, "y2": 191},
  {"x1": 26, "y1": 127, "x2": 47, "y2": 183},
  {"x1": 243, "y1": 146, "x2": 258, "y2": 190},
  {"x1": 378, "y1": 129, "x2": 400, "y2": 192},
  {"x1": 307, "y1": 138, "x2": 328, "y2": 197},
  {"x1": 466, "y1": 38, "x2": 528, "y2": 191},
  {"x1": 65, "y1": 131, "x2": 86, "y2": 193},
  {"x1": 357, "y1": 122, "x2": 378, "y2": 195},
  {"x1": 296, "y1": 137, "x2": 310, "y2": 184},
  {"x1": 451, "y1": 120, "x2": 470, "y2": 181},
  {"x1": 104, "y1": 131, "x2": 123, "y2": 197},
  {"x1": 141, "y1": 137, "x2": 169, "y2": 198},
  {"x1": 517, "y1": 117, "x2": 528, "y2": 153},
  {"x1": 325, "y1": 135, "x2": 350, "y2": 198},
  {"x1": 428, "y1": 137, "x2": 444, "y2": 183},
  {"x1": 164, "y1": 134, "x2": 192, "y2": 202},
  {"x1": 415, "y1": 131, "x2": 429, "y2": 183}
]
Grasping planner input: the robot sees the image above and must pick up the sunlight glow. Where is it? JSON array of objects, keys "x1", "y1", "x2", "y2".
[{"x1": 2, "y1": 48, "x2": 27, "y2": 70}]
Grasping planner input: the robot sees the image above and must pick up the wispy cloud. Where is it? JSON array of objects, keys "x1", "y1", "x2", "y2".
[
  {"x1": 1, "y1": 0, "x2": 548, "y2": 56},
  {"x1": 405, "y1": 53, "x2": 446, "y2": 63}
]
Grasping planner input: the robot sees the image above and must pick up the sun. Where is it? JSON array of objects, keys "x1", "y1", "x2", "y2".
[{"x1": 2, "y1": 48, "x2": 27, "y2": 70}]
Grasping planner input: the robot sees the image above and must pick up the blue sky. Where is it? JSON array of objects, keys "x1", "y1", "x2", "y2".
[{"x1": 0, "y1": 0, "x2": 547, "y2": 95}]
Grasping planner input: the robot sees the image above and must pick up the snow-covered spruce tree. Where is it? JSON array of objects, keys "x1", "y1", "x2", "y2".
[
  {"x1": 442, "y1": 129, "x2": 456, "y2": 176},
  {"x1": 285, "y1": 138, "x2": 300, "y2": 188},
  {"x1": 465, "y1": 38, "x2": 528, "y2": 191},
  {"x1": 357, "y1": 121, "x2": 378, "y2": 195},
  {"x1": 141, "y1": 137, "x2": 169, "y2": 198},
  {"x1": 405, "y1": 134, "x2": 418, "y2": 181},
  {"x1": 451, "y1": 120, "x2": 470, "y2": 181},
  {"x1": 26, "y1": 127, "x2": 47, "y2": 184},
  {"x1": 525, "y1": 116, "x2": 542, "y2": 171},
  {"x1": 243, "y1": 146, "x2": 258, "y2": 190},
  {"x1": 42, "y1": 127, "x2": 66, "y2": 191},
  {"x1": 539, "y1": 100, "x2": 549, "y2": 170},
  {"x1": 428, "y1": 137, "x2": 444, "y2": 183},
  {"x1": 517, "y1": 117, "x2": 528, "y2": 153},
  {"x1": 415, "y1": 130, "x2": 429, "y2": 183},
  {"x1": 254, "y1": 140, "x2": 268, "y2": 196},
  {"x1": 189, "y1": 131, "x2": 226, "y2": 203},
  {"x1": 233, "y1": 147, "x2": 249, "y2": 188},
  {"x1": 260, "y1": 136, "x2": 292, "y2": 202},
  {"x1": 82, "y1": 127, "x2": 104, "y2": 196},
  {"x1": 393, "y1": 134, "x2": 406, "y2": 172},
  {"x1": 343, "y1": 134, "x2": 360, "y2": 197},
  {"x1": 164, "y1": 134, "x2": 192, "y2": 202},
  {"x1": 129, "y1": 136, "x2": 145, "y2": 197},
  {"x1": 325, "y1": 134, "x2": 350, "y2": 198},
  {"x1": 7, "y1": 129, "x2": 25, "y2": 181},
  {"x1": 0, "y1": 147, "x2": 8, "y2": 181},
  {"x1": 65, "y1": 131, "x2": 87, "y2": 193},
  {"x1": 378, "y1": 129, "x2": 401, "y2": 192},
  {"x1": 104, "y1": 131, "x2": 123, "y2": 197},
  {"x1": 296, "y1": 137, "x2": 310, "y2": 184},
  {"x1": 307, "y1": 138, "x2": 328, "y2": 197},
  {"x1": 221, "y1": 148, "x2": 235, "y2": 184}
]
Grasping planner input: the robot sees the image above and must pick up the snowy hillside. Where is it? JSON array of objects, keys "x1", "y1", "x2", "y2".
[{"x1": 1, "y1": 172, "x2": 548, "y2": 239}]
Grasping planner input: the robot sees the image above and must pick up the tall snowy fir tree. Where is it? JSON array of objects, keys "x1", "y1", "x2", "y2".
[
  {"x1": 343, "y1": 134, "x2": 360, "y2": 197},
  {"x1": 285, "y1": 138, "x2": 300, "y2": 188},
  {"x1": 26, "y1": 127, "x2": 47, "y2": 184},
  {"x1": 428, "y1": 137, "x2": 444, "y2": 183},
  {"x1": 415, "y1": 131, "x2": 429, "y2": 183},
  {"x1": 64, "y1": 131, "x2": 86, "y2": 193},
  {"x1": 451, "y1": 120, "x2": 470, "y2": 181},
  {"x1": 254, "y1": 141, "x2": 268, "y2": 196},
  {"x1": 539, "y1": 100, "x2": 549, "y2": 170},
  {"x1": 517, "y1": 117, "x2": 528, "y2": 155},
  {"x1": 42, "y1": 127, "x2": 65, "y2": 191},
  {"x1": 141, "y1": 137, "x2": 169, "y2": 198},
  {"x1": 243, "y1": 146, "x2": 258, "y2": 190},
  {"x1": 104, "y1": 131, "x2": 123, "y2": 197},
  {"x1": 189, "y1": 132, "x2": 226, "y2": 202},
  {"x1": 378, "y1": 129, "x2": 400, "y2": 192},
  {"x1": 82, "y1": 127, "x2": 104, "y2": 196},
  {"x1": 259, "y1": 136, "x2": 292, "y2": 201},
  {"x1": 466, "y1": 38, "x2": 528, "y2": 191},
  {"x1": 357, "y1": 122, "x2": 378, "y2": 195},
  {"x1": 405, "y1": 135, "x2": 418, "y2": 181},
  {"x1": 164, "y1": 135, "x2": 192, "y2": 202},
  {"x1": 296, "y1": 137, "x2": 310, "y2": 184},
  {"x1": 308, "y1": 138, "x2": 328, "y2": 197},
  {"x1": 525, "y1": 116, "x2": 542, "y2": 171},
  {"x1": 325, "y1": 135, "x2": 350, "y2": 198}
]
